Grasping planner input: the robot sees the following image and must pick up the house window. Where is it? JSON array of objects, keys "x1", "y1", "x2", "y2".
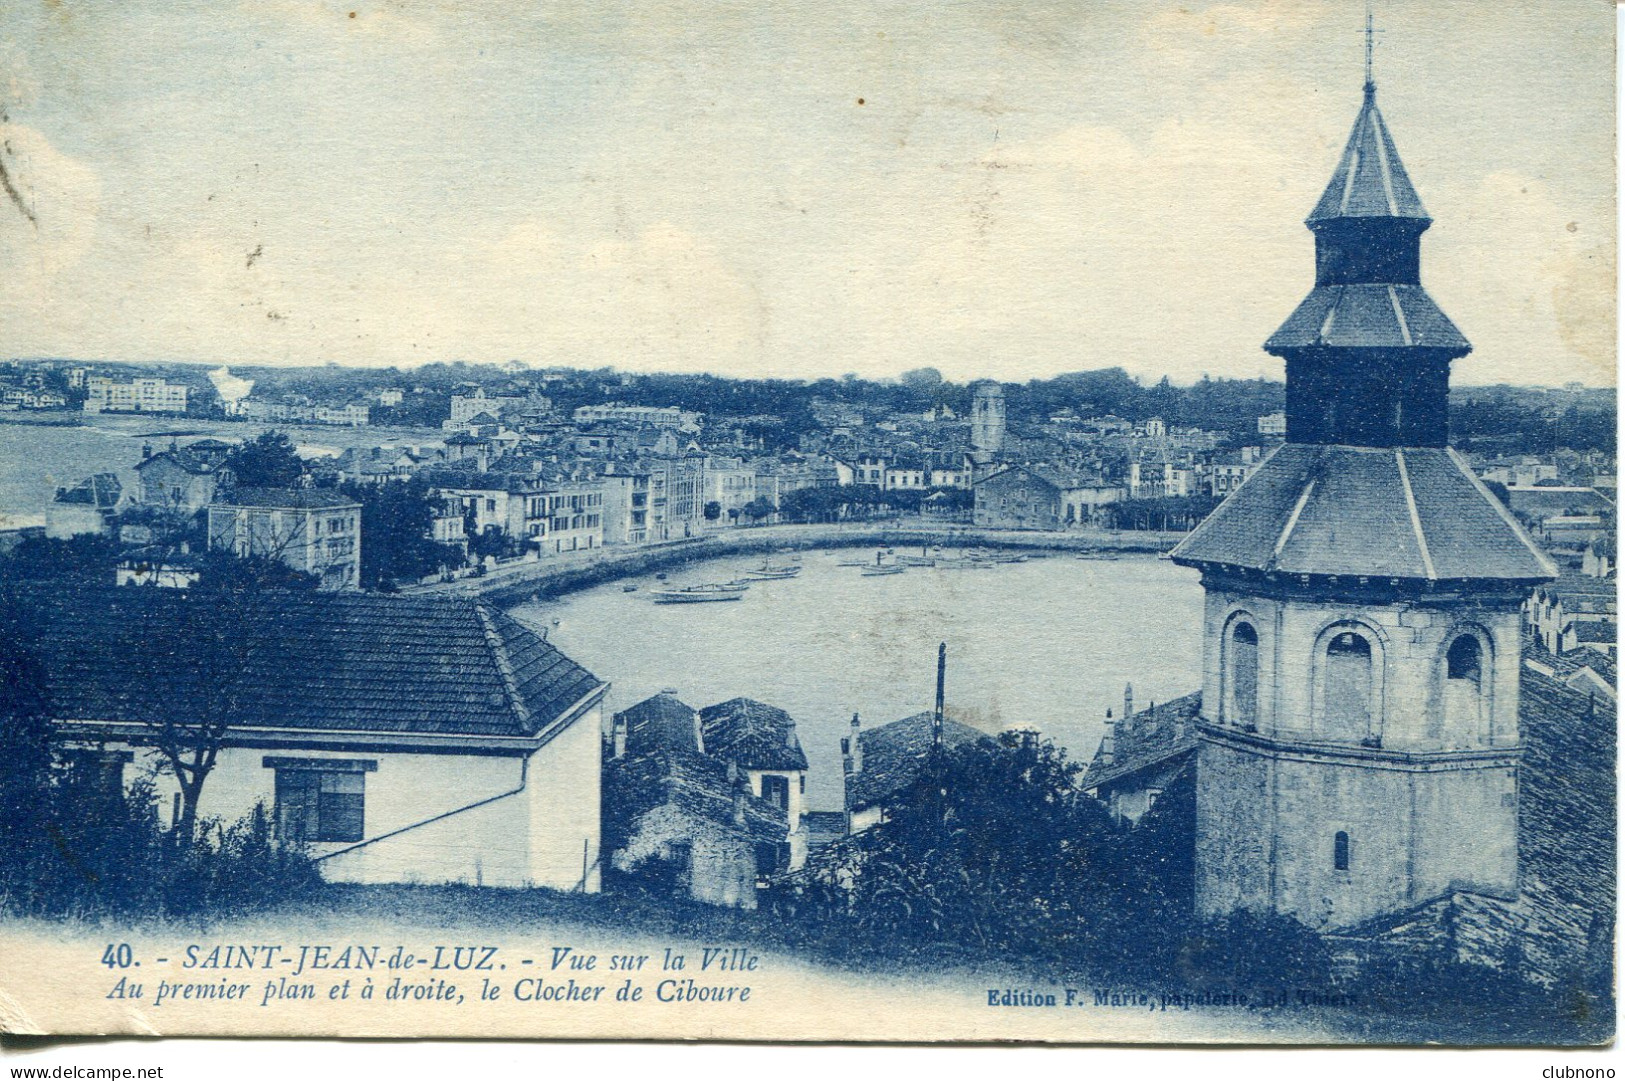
[
  {"x1": 1323, "y1": 631, "x2": 1374, "y2": 742},
  {"x1": 62, "y1": 748, "x2": 134, "y2": 809},
  {"x1": 1333, "y1": 831, "x2": 1351, "y2": 871},
  {"x1": 265, "y1": 757, "x2": 375, "y2": 843},
  {"x1": 760, "y1": 775, "x2": 790, "y2": 811},
  {"x1": 1227, "y1": 619, "x2": 1260, "y2": 728}
]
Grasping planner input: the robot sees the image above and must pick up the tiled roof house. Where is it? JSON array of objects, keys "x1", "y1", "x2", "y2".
[
  {"x1": 21, "y1": 587, "x2": 607, "y2": 891},
  {"x1": 603, "y1": 691, "x2": 809, "y2": 908},
  {"x1": 841, "y1": 711, "x2": 994, "y2": 833}
]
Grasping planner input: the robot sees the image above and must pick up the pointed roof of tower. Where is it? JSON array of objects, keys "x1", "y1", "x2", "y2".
[
  {"x1": 1308, "y1": 87, "x2": 1430, "y2": 224},
  {"x1": 1170, "y1": 444, "x2": 1557, "y2": 583}
]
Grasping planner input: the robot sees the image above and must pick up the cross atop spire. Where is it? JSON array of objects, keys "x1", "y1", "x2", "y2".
[{"x1": 1364, "y1": 3, "x2": 1376, "y2": 95}]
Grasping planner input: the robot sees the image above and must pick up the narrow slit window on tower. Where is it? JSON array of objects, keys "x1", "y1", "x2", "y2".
[
  {"x1": 1229, "y1": 620, "x2": 1259, "y2": 727},
  {"x1": 1323, "y1": 631, "x2": 1374, "y2": 741},
  {"x1": 1334, "y1": 831, "x2": 1351, "y2": 871}
]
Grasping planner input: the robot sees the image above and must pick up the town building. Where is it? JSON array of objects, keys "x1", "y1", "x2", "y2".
[
  {"x1": 448, "y1": 387, "x2": 529, "y2": 427},
  {"x1": 1082, "y1": 688, "x2": 1202, "y2": 825},
  {"x1": 114, "y1": 546, "x2": 203, "y2": 588},
  {"x1": 1128, "y1": 454, "x2": 1196, "y2": 499},
  {"x1": 698, "y1": 697, "x2": 809, "y2": 867},
  {"x1": 596, "y1": 467, "x2": 651, "y2": 546},
  {"x1": 1525, "y1": 574, "x2": 1618, "y2": 657},
  {"x1": 973, "y1": 465, "x2": 1121, "y2": 530},
  {"x1": 135, "y1": 442, "x2": 236, "y2": 511},
  {"x1": 701, "y1": 456, "x2": 756, "y2": 525},
  {"x1": 572, "y1": 403, "x2": 698, "y2": 430},
  {"x1": 534, "y1": 474, "x2": 605, "y2": 555},
  {"x1": 84, "y1": 376, "x2": 189, "y2": 414},
  {"x1": 1203, "y1": 448, "x2": 1264, "y2": 498},
  {"x1": 207, "y1": 488, "x2": 364, "y2": 590},
  {"x1": 25, "y1": 588, "x2": 606, "y2": 891},
  {"x1": 602, "y1": 691, "x2": 804, "y2": 908},
  {"x1": 1169, "y1": 74, "x2": 1557, "y2": 932}
]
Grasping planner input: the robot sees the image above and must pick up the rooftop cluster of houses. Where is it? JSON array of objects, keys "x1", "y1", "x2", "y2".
[
  {"x1": 602, "y1": 688, "x2": 998, "y2": 909},
  {"x1": 0, "y1": 360, "x2": 85, "y2": 411}
]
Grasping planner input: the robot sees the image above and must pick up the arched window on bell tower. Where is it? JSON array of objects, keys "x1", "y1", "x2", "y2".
[
  {"x1": 1320, "y1": 628, "x2": 1378, "y2": 744},
  {"x1": 1225, "y1": 618, "x2": 1260, "y2": 729},
  {"x1": 1442, "y1": 632, "x2": 1488, "y2": 748}
]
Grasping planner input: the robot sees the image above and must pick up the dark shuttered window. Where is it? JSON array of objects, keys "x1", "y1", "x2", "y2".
[{"x1": 266, "y1": 758, "x2": 375, "y2": 843}]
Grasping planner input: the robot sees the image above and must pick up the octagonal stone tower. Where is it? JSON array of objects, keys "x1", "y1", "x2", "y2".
[{"x1": 1169, "y1": 79, "x2": 1557, "y2": 931}]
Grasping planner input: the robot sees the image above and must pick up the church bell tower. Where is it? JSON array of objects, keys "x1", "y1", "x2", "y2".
[{"x1": 1169, "y1": 66, "x2": 1557, "y2": 930}]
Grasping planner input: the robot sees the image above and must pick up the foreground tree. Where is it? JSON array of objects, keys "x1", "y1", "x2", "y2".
[
  {"x1": 0, "y1": 587, "x2": 56, "y2": 901},
  {"x1": 340, "y1": 478, "x2": 466, "y2": 589},
  {"x1": 225, "y1": 430, "x2": 305, "y2": 488},
  {"x1": 814, "y1": 730, "x2": 1115, "y2": 954}
]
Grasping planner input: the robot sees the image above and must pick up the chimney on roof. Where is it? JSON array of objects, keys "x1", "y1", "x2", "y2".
[
  {"x1": 1124, "y1": 683, "x2": 1134, "y2": 720},
  {"x1": 726, "y1": 758, "x2": 739, "y2": 785},
  {"x1": 847, "y1": 713, "x2": 863, "y2": 773},
  {"x1": 732, "y1": 789, "x2": 747, "y2": 827},
  {"x1": 611, "y1": 711, "x2": 627, "y2": 760},
  {"x1": 141, "y1": 443, "x2": 152, "y2": 460},
  {"x1": 1102, "y1": 708, "x2": 1116, "y2": 766},
  {"x1": 168, "y1": 438, "x2": 178, "y2": 453}
]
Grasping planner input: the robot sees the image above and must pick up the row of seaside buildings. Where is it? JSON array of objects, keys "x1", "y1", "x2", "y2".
[{"x1": 24, "y1": 375, "x2": 1617, "y2": 598}]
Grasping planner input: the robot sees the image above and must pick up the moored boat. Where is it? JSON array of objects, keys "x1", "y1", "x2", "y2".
[
  {"x1": 861, "y1": 564, "x2": 906, "y2": 576},
  {"x1": 745, "y1": 566, "x2": 801, "y2": 579},
  {"x1": 651, "y1": 583, "x2": 750, "y2": 604}
]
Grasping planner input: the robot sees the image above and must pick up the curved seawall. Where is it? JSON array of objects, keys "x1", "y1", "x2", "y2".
[{"x1": 415, "y1": 522, "x2": 1183, "y2": 609}]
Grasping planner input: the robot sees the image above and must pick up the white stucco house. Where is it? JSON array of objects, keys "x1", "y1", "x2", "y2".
[{"x1": 28, "y1": 587, "x2": 607, "y2": 891}]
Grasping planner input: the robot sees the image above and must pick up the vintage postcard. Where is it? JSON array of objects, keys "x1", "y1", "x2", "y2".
[{"x1": 0, "y1": 0, "x2": 1614, "y2": 1052}]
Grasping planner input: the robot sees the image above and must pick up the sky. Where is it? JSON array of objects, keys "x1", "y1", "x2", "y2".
[{"x1": 0, "y1": 0, "x2": 1612, "y2": 386}]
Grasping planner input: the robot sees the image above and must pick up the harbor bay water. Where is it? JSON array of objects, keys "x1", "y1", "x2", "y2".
[{"x1": 513, "y1": 547, "x2": 1204, "y2": 809}]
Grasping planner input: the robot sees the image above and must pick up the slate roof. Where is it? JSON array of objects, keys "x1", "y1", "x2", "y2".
[
  {"x1": 1265, "y1": 283, "x2": 1470, "y2": 354},
  {"x1": 55, "y1": 473, "x2": 122, "y2": 508},
  {"x1": 1504, "y1": 487, "x2": 1616, "y2": 517},
  {"x1": 18, "y1": 587, "x2": 603, "y2": 740},
  {"x1": 1568, "y1": 622, "x2": 1617, "y2": 646},
  {"x1": 1566, "y1": 646, "x2": 1618, "y2": 686},
  {"x1": 846, "y1": 712, "x2": 994, "y2": 811},
  {"x1": 1516, "y1": 664, "x2": 1616, "y2": 939},
  {"x1": 1307, "y1": 88, "x2": 1429, "y2": 223},
  {"x1": 1545, "y1": 573, "x2": 1618, "y2": 606},
  {"x1": 213, "y1": 487, "x2": 360, "y2": 510},
  {"x1": 135, "y1": 449, "x2": 228, "y2": 476},
  {"x1": 1535, "y1": 646, "x2": 1618, "y2": 692},
  {"x1": 605, "y1": 750, "x2": 788, "y2": 846},
  {"x1": 803, "y1": 810, "x2": 848, "y2": 850},
  {"x1": 699, "y1": 698, "x2": 809, "y2": 772},
  {"x1": 616, "y1": 692, "x2": 702, "y2": 756},
  {"x1": 1080, "y1": 692, "x2": 1203, "y2": 792},
  {"x1": 1171, "y1": 445, "x2": 1557, "y2": 582}
]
